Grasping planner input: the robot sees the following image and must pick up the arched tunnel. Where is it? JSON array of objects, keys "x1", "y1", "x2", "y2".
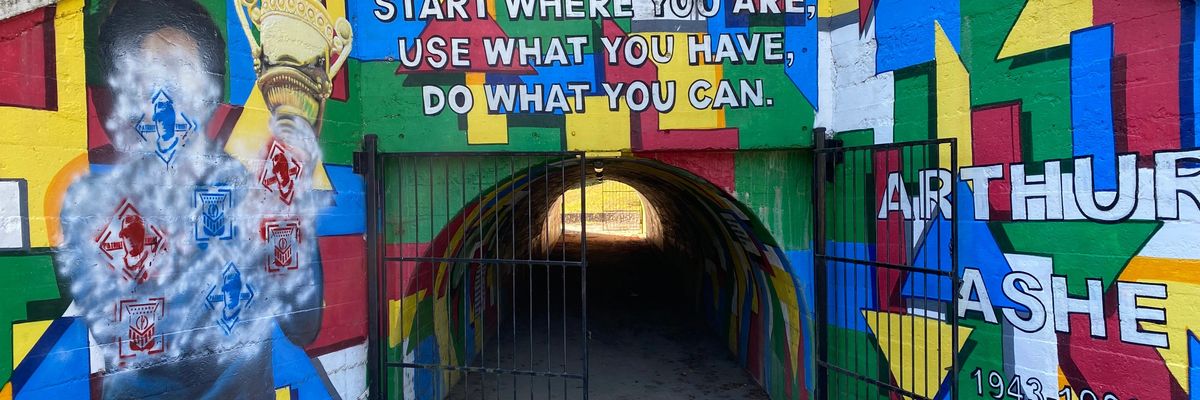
[{"x1": 381, "y1": 153, "x2": 811, "y2": 400}]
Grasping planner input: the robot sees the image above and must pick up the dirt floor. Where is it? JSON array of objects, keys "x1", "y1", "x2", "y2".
[{"x1": 446, "y1": 233, "x2": 768, "y2": 400}]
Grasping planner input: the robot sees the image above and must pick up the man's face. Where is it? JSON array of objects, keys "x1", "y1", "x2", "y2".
[
  {"x1": 120, "y1": 214, "x2": 146, "y2": 257},
  {"x1": 152, "y1": 97, "x2": 178, "y2": 150},
  {"x1": 222, "y1": 271, "x2": 242, "y2": 312},
  {"x1": 272, "y1": 153, "x2": 294, "y2": 189}
]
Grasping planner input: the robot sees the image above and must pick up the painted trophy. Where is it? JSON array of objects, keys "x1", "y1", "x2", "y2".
[{"x1": 232, "y1": 0, "x2": 353, "y2": 130}]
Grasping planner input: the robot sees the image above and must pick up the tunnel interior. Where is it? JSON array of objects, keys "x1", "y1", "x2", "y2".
[{"x1": 382, "y1": 154, "x2": 811, "y2": 400}]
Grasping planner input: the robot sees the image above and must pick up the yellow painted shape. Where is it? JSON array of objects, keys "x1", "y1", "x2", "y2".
[
  {"x1": 639, "y1": 33, "x2": 723, "y2": 130},
  {"x1": 1118, "y1": 256, "x2": 1200, "y2": 391},
  {"x1": 997, "y1": 0, "x2": 1092, "y2": 60},
  {"x1": 274, "y1": 387, "x2": 291, "y2": 400},
  {"x1": 863, "y1": 310, "x2": 973, "y2": 398},
  {"x1": 820, "y1": 0, "x2": 858, "y2": 18},
  {"x1": 388, "y1": 290, "x2": 426, "y2": 348},
  {"x1": 0, "y1": 1, "x2": 88, "y2": 248},
  {"x1": 12, "y1": 320, "x2": 53, "y2": 368},
  {"x1": 44, "y1": 154, "x2": 89, "y2": 246},
  {"x1": 466, "y1": 73, "x2": 508, "y2": 144},
  {"x1": 935, "y1": 21, "x2": 973, "y2": 169},
  {"x1": 223, "y1": 86, "x2": 333, "y2": 190},
  {"x1": 326, "y1": 0, "x2": 347, "y2": 20},
  {"x1": 565, "y1": 96, "x2": 631, "y2": 152}
]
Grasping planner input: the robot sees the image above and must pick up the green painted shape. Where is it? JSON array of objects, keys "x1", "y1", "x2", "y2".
[
  {"x1": 734, "y1": 151, "x2": 812, "y2": 250},
  {"x1": 361, "y1": 62, "x2": 564, "y2": 153},
  {"x1": 383, "y1": 155, "x2": 564, "y2": 243},
  {"x1": 823, "y1": 136, "x2": 874, "y2": 244},
  {"x1": 892, "y1": 63, "x2": 935, "y2": 178},
  {"x1": 760, "y1": 271, "x2": 803, "y2": 399},
  {"x1": 321, "y1": 59, "x2": 366, "y2": 166},
  {"x1": 954, "y1": 317, "x2": 1007, "y2": 400},
  {"x1": 994, "y1": 221, "x2": 1162, "y2": 297},
  {"x1": 722, "y1": 33, "x2": 815, "y2": 149},
  {"x1": 837, "y1": 129, "x2": 875, "y2": 147},
  {"x1": 824, "y1": 325, "x2": 891, "y2": 399},
  {"x1": 0, "y1": 254, "x2": 64, "y2": 384},
  {"x1": 194, "y1": 0, "x2": 230, "y2": 103},
  {"x1": 961, "y1": 0, "x2": 1072, "y2": 164}
]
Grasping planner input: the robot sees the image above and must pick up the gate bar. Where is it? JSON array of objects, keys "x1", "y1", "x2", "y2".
[
  {"x1": 811, "y1": 128, "x2": 828, "y2": 399},
  {"x1": 355, "y1": 134, "x2": 383, "y2": 400}
]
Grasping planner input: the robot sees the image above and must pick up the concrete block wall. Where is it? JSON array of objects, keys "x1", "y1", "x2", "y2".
[{"x1": 1, "y1": 0, "x2": 1196, "y2": 399}]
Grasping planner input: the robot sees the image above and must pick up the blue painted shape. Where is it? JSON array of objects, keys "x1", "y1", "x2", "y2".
[
  {"x1": 784, "y1": 250, "x2": 814, "y2": 324},
  {"x1": 349, "y1": 0, "x2": 429, "y2": 61},
  {"x1": 226, "y1": 0, "x2": 256, "y2": 105},
  {"x1": 271, "y1": 323, "x2": 333, "y2": 399},
  {"x1": 496, "y1": 56, "x2": 601, "y2": 115},
  {"x1": 875, "y1": 0, "x2": 960, "y2": 73},
  {"x1": 411, "y1": 336, "x2": 444, "y2": 400},
  {"x1": 786, "y1": 16, "x2": 819, "y2": 109},
  {"x1": 903, "y1": 182, "x2": 1017, "y2": 310},
  {"x1": 1186, "y1": 1, "x2": 1200, "y2": 151},
  {"x1": 1189, "y1": 332, "x2": 1200, "y2": 398},
  {"x1": 823, "y1": 241, "x2": 876, "y2": 332},
  {"x1": 13, "y1": 318, "x2": 89, "y2": 400},
  {"x1": 705, "y1": 0, "x2": 748, "y2": 52},
  {"x1": 1071, "y1": 25, "x2": 1118, "y2": 191},
  {"x1": 318, "y1": 165, "x2": 366, "y2": 236},
  {"x1": 89, "y1": 163, "x2": 114, "y2": 175},
  {"x1": 785, "y1": 249, "x2": 815, "y2": 393}
]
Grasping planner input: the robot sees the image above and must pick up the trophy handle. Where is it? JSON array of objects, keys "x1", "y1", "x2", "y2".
[
  {"x1": 233, "y1": 0, "x2": 263, "y2": 71},
  {"x1": 328, "y1": 18, "x2": 353, "y2": 79}
]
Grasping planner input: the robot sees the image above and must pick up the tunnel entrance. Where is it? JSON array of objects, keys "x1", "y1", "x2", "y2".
[{"x1": 362, "y1": 144, "x2": 808, "y2": 400}]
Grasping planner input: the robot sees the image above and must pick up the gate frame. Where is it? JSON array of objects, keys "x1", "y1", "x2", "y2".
[
  {"x1": 812, "y1": 132, "x2": 960, "y2": 400},
  {"x1": 357, "y1": 135, "x2": 591, "y2": 399}
]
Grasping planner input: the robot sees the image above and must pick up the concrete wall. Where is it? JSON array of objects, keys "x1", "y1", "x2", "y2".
[
  {"x1": 821, "y1": 0, "x2": 1200, "y2": 398},
  {"x1": 5, "y1": 0, "x2": 1194, "y2": 399},
  {"x1": 0, "y1": 0, "x2": 367, "y2": 398}
]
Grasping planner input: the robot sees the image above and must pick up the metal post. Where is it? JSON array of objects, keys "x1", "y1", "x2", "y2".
[
  {"x1": 811, "y1": 128, "x2": 828, "y2": 399},
  {"x1": 356, "y1": 134, "x2": 382, "y2": 400},
  {"x1": 948, "y1": 139, "x2": 960, "y2": 400}
]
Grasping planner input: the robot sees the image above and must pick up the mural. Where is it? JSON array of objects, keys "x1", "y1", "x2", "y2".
[
  {"x1": 818, "y1": 0, "x2": 1200, "y2": 398},
  {"x1": 0, "y1": 0, "x2": 367, "y2": 398},
  {"x1": 5, "y1": 0, "x2": 1196, "y2": 399}
]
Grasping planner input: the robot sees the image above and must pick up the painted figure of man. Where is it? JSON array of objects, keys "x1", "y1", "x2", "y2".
[{"x1": 56, "y1": 0, "x2": 327, "y2": 397}]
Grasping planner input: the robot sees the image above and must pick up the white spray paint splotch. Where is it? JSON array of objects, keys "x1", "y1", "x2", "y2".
[{"x1": 57, "y1": 27, "x2": 329, "y2": 398}]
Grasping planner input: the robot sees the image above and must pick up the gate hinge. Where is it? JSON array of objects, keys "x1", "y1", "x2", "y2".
[
  {"x1": 352, "y1": 151, "x2": 367, "y2": 175},
  {"x1": 823, "y1": 138, "x2": 843, "y2": 183}
]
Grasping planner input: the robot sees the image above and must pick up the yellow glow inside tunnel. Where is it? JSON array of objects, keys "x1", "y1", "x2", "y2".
[{"x1": 559, "y1": 179, "x2": 647, "y2": 237}]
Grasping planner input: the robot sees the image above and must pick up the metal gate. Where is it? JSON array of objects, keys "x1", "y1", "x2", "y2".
[
  {"x1": 813, "y1": 135, "x2": 960, "y2": 399},
  {"x1": 360, "y1": 136, "x2": 590, "y2": 400}
]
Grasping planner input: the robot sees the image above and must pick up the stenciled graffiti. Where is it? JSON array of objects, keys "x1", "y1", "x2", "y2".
[{"x1": 204, "y1": 262, "x2": 256, "y2": 335}]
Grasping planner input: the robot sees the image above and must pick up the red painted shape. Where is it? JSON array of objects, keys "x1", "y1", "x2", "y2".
[
  {"x1": 87, "y1": 87, "x2": 111, "y2": 150},
  {"x1": 639, "y1": 128, "x2": 740, "y2": 151},
  {"x1": 306, "y1": 235, "x2": 368, "y2": 354},
  {"x1": 397, "y1": 0, "x2": 535, "y2": 75},
  {"x1": 0, "y1": 6, "x2": 55, "y2": 110},
  {"x1": 1058, "y1": 291, "x2": 1188, "y2": 399},
  {"x1": 1094, "y1": 0, "x2": 1181, "y2": 160},
  {"x1": 601, "y1": 20, "x2": 711, "y2": 152},
  {"x1": 638, "y1": 151, "x2": 736, "y2": 195},
  {"x1": 330, "y1": 64, "x2": 349, "y2": 101},
  {"x1": 385, "y1": 242, "x2": 432, "y2": 300},
  {"x1": 873, "y1": 149, "x2": 906, "y2": 313},
  {"x1": 205, "y1": 104, "x2": 243, "y2": 147},
  {"x1": 747, "y1": 306, "x2": 763, "y2": 379},
  {"x1": 970, "y1": 102, "x2": 1022, "y2": 220},
  {"x1": 859, "y1": 0, "x2": 873, "y2": 29}
]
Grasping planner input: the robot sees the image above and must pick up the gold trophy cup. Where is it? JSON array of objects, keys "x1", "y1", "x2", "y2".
[{"x1": 233, "y1": 0, "x2": 353, "y2": 129}]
